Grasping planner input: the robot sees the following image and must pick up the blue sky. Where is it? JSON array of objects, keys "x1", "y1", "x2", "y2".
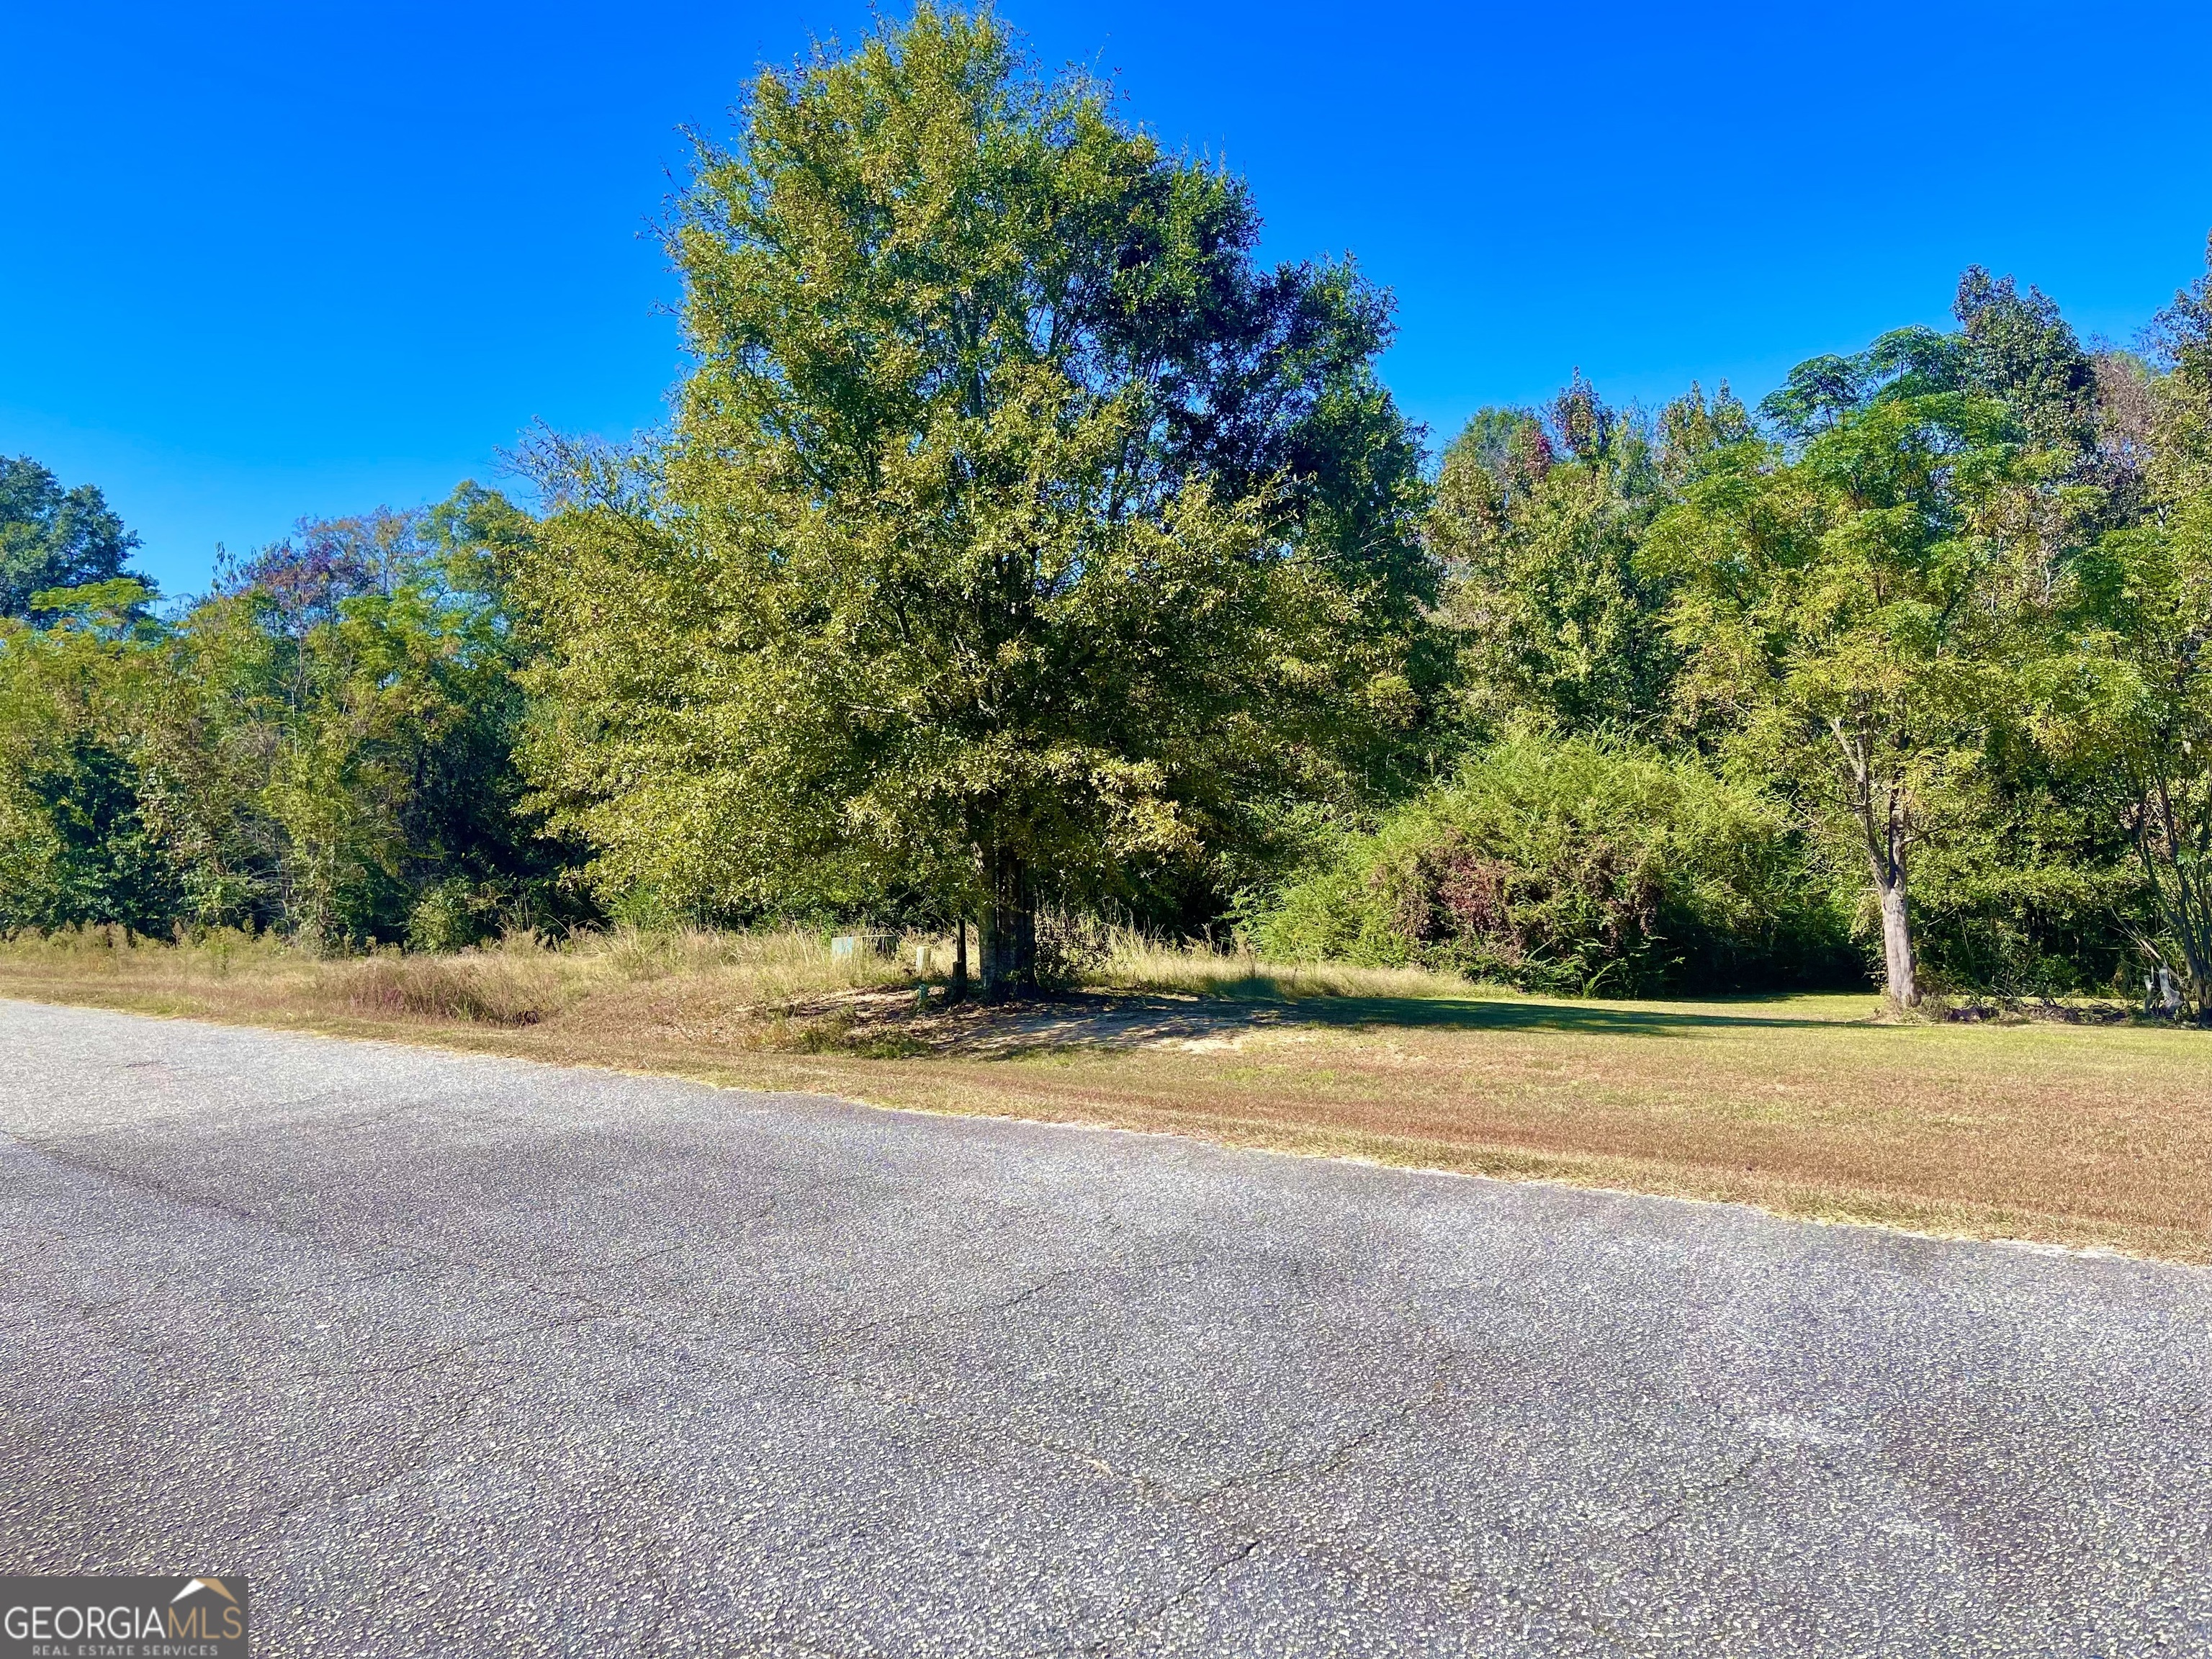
[{"x1": 5, "y1": 0, "x2": 2208, "y2": 597}]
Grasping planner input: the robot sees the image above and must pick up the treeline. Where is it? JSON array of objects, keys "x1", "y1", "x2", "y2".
[
  {"x1": 1284, "y1": 275, "x2": 2200, "y2": 1004},
  {"x1": 0, "y1": 485, "x2": 563, "y2": 948},
  {"x1": 7, "y1": 6, "x2": 2212, "y2": 1010}
]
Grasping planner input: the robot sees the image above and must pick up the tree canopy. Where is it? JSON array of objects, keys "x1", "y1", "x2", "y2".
[
  {"x1": 1650, "y1": 389, "x2": 2028, "y2": 1006},
  {"x1": 516, "y1": 5, "x2": 1440, "y2": 991},
  {"x1": 0, "y1": 457, "x2": 147, "y2": 619},
  {"x1": 0, "y1": 487, "x2": 558, "y2": 945}
]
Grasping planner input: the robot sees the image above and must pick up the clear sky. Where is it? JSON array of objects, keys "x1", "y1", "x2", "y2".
[{"x1": 5, "y1": 0, "x2": 2208, "y2": 597}]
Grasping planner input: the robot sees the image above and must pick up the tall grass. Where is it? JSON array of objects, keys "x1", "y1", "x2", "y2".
[
  {"x1": 0, "y1": 918, "x2": 1496, "y2": 1038},
  {"x1": 1074, "y1": 924, "x2": 1483, "y2": 1002},
  {"x1": 0, "y1": 922, "x2": 922, "y2": 1030}
]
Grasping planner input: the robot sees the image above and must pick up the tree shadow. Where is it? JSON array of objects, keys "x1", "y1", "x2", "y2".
[
  {"x1": 1267, "y1": 992, "x2": 1863, "y2": 1036},
  {"x1": 942, "y1": 986, "x2": 1871, "y2": 1056}
]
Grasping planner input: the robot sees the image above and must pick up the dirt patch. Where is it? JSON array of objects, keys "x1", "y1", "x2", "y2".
[{"x1": 863, "y1": 989, "x2": 1285, "y2": 1055}]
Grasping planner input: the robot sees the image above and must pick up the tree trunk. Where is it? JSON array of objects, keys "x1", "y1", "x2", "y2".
[
  {"x1": 1844, "y1": 738, "x2": 1918, "y2": 1010},
  {"x1": 1866, "y1": 786, "x2": 1918, "y2": 1010},
  {"x1": 2134, "y1": 775, "x2": 2212, "y2": 1022},
  {"x1": 1875, "y1": 873, "x2": 1917, "y2": 1008},
  {"x1": 976, "y1": 843, "x2": 1035, "y2": 1000},
  {"x1": 950, "y1": 916, "x2": 968, "y2": 1003}
]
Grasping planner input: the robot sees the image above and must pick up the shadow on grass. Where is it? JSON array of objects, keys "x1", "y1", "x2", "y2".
[
  {"x1": 980, "y1": 983, "x2": 1873, "y2": 1052},
  {"x1": 1228, "y1": 991, "x2": 1860, "y2": 1036}
]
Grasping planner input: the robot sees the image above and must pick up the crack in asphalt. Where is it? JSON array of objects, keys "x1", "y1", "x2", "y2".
[
  {"x1": 1627, "y1": 1447, "x2": 1767, "y2": 1539},
  {"x1": 304, "y1": 1313, "x2": 616, "y2": 1382},
  {"x1": 270, "y1": 1370, "x2": 514, "y2": 1519},
  {"x1": 1005, "y1": 1359, "x2": 1546, "y2": 1658},
  {"x1": 1084, "y1": 1535, "x2": 1264, "y2": 1659}
]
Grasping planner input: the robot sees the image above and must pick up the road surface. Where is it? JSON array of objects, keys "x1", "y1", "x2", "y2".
[{"x1": 1, "y1": 999, "x2": 2206, "y2": 1655}]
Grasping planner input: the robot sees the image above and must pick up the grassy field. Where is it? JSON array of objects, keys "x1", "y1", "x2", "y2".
[{"x1": 3, "y1": 925, "x2": 2208, "y2": 1264}]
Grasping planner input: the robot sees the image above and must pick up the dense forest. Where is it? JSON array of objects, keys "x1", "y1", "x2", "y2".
[{"x1": 7, "y1": 6, "x2": 2212, "y2": 1012}]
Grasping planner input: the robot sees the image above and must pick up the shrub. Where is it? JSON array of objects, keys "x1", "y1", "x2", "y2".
[
  {"x1": 405, "y1": 878, "x2": 502, "y2": 952},
  {"x1": 1251, "y1": 733, "x2": 1853, "y2": 995}
]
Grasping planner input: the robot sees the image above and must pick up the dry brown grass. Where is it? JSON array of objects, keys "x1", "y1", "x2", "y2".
[
  {"x1": 1081, "y1": 931, "x2": 1489, "y2": 1002},
  {"x1": 4, "y1": 925, "x2": 2208, "y2": 1264},
  {"x1": 0, "y1": 923, "x2": 915, "y2": 1030}
]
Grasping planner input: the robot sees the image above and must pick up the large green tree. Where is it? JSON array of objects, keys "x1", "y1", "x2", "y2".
[
  {"x1": 1651, "y1": 388, "x2": 2028, "y2": 1007},
  {"x1": 518, "y1": 6, "x2": 1440, "y2": 993},
  {"x1": 1429, "y1": 375, "x2": 1687, "y2": 739},
  {"x1": 2041, "y1": 238, "x2": 2212, "y2": 1010},
  {"x1": 0, "y1": 457, "x2": 147, "y2": 619}
]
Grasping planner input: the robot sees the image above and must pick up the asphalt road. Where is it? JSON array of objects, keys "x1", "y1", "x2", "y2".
[{"x1": 1, "y1": 999, "x2": 2207, "y2": 1657}]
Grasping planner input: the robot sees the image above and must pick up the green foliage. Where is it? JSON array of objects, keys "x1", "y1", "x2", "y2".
[
  {"x1": 1907, "y1": 778, "x2": 2150, "y2": 996},
  {"x1": 1652, "y1": 372, "x2": 2038, "y2": 1004},
  {"x1": 0, "y1": 603, "x2": 179, "y2": 931},
  {"x1": 1430, "y1": 379, "x2": 1679, "y2": 739},
  {"x1": 0, "y1": 457, "x2": 149, "y2": 620},
  {"x1": 1758, "y1": 273, "x2": 2094, "y2": 460},
  {"x1": 5, "y1": 44, "x2": 2207, "y2": 1016},
  {"x1": 0, "y1": 485, "x2": 563, "y2": 945},
  {"x1": 1953, "y1": 267, "x2": 2099, "y2": 461},
  {"x1": 405, "y1": 876, "x2": 506, "y2": 952},
  {"x1": 2030, "y1": 250, "x2": 2212, "y2": 1007},
  {"x1": 517, "y1": 6, "x2": 1442, "y2": 982},
  {"x1": 1251, "y1": 733, "x2": 1848, "y2": 995}
]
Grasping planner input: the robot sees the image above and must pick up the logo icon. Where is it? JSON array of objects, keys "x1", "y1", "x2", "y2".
[
  {"x1": 1, "y1": 1574, "x2": 251, "y2": 1658},
  {"x1": 171, "y1": 1578, "x2": 240, "y2": 1608}
]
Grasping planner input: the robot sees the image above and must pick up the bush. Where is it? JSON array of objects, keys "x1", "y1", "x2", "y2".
[
  {"x1": 405, "y1": 878, "x2": 503, "y2": 952},
  {"x1": 1250, "y1": 733, "x2": 1853, "y2": 995}
]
